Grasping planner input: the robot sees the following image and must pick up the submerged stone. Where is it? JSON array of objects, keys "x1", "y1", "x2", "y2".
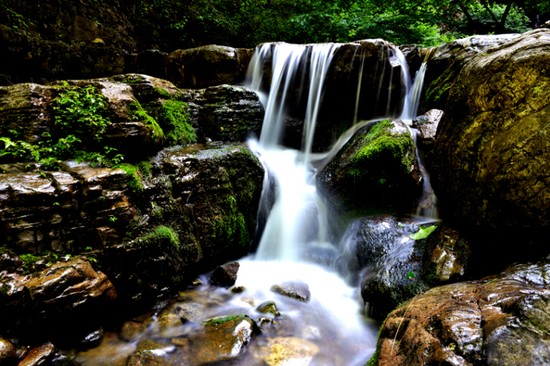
[
  {"x1": 271, "y1": 281, "x2": 311, "y2": 302},
  {"x1": 257, "y1": 301, "x2": 281, "y2": 317},
  {"x1": 189, "y1": 315, "x2": 260, "y2": 364},
  {"x1": 210, "y1": 261, "x2": 240, "y2": 288},
  {"x1": 250, "y1": 336, "x2": 320, "y2": 366}
]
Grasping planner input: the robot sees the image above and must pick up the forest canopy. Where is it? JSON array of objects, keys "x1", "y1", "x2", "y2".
[{"x1": 133, "y1": 0, "x2": 548, "y2": 48}]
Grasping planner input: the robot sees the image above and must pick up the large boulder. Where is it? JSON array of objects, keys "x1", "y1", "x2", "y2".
[
  {"x1": 345, "y1": 216, "x2": 470, "y2": 321},
  {"x1": 374, "y1": 259, "x2": 550, "y2": 366},
  {"x1": 0, "y1": 257, "x2": 116, "y2": 342},
  {"x1": 422, "y1": 33, "x2": 521, "y2": 110},
  {"x1": 165, "y1": 45, "x2": 254, "y2": 88},
  {"x1": 317, "y1": 119, "x2": 422, "y2": 214},
  {"x1": 429, "y1": 28, "x2": 550, "y2": 254}
]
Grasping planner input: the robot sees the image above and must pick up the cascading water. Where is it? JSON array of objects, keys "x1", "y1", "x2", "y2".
[
  {"x1": 232, "y1": 42, "x2": 379, "y2": 364},
  {"x1": 76, "y1": 41, "x2": 436, "y2": 366},
  {"x1": 393, "y1": 47, "x2": 439, "y2": 218}
]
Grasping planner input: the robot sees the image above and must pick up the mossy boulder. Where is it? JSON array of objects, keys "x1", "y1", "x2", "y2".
[
  {"x1": 429, "y1": 28, "x2": 550, "y2": 255},
  {"x1": 317, "y1": 119, "x2": 421, "y2": 214},
  {"x1": 422, "y1": 33, "x2": 520, "y2": 110}
]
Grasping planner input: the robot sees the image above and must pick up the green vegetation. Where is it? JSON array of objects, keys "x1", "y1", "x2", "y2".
[
  {"x1": 132, "y1": 0, "x2": 545, "y2": 48},
  {"x1": 129, "y1": 101, "x2": 164, "y2": 144},
  {"x1": 203, "y1": 314, "x2": 245, "y2": 326},
  {"x1": 115, "y1": 163, "x2": 145, "y2": 192},
  {"x1": 0, "y1": 82, "x2": 123, "y2": 169},
  {"x1": 352, "y1": 120, "x2": 415, "y2": 170},
  {"x1": 211, "y1": 195, "x2": 249, "y2": 248},
  {"x1": 19, "y1": 253, "x2": 42, "y2": 274},
  {"x1": 140, "y1": 225, "x2": 181, "y2": 249},
  {"x1": 409, "y1": 225, "x2": 438, "y2": 240},
  {"x1": 158, "y1": 100, "x2": 197, "y2": 145}
]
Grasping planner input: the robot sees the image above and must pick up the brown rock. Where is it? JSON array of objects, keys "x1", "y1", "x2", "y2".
[{"x1": 375, "y1": 260, "x2": 550, "y2": 365}]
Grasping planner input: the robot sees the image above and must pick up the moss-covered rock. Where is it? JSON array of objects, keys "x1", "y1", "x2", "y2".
[
  {"x1": 429, "y1": 28, "x2": 550, "y2": 258},
  {"x1": 317, "y1": 119, "x2": 422, "y2": 215}
]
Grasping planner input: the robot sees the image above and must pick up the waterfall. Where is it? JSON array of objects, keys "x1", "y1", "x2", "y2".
[
  {"x1": 246, "y1": 43, "x2": 338, "y2": 262},
  {"x1": 391, "y1": 47, "x2": 438, "y2": 218}
]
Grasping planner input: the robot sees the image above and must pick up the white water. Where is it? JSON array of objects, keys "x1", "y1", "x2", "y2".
[
  {"x1": 75, "y1": 42, "x2": 435, "y2": 366},
  {"x1": 242, "y1": 42, "x2": 380, "y2": 364}
]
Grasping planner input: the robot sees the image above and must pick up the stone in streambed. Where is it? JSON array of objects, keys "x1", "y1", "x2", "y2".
[
  {"x1": 209, "y1": 261, "x2": 240, "y2": 288},
  {"x1": 271, "y1": 281, "x2": 311, "y2": 302}
]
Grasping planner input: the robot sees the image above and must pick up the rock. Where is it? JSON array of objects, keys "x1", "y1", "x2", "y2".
[
  {"x1": 25, "y1": 257, "x2": 116, "y2": 313},
  {"x1": 271, "y1": 281, "x2": 311, "y2": 302},
  {"x1": 317, "y1": 119, "x2": 422, "y2": 214},
  {"x1": 19, "y1": 342, "x2": 55, "y2": 366},
  {"x1": 187, "y1": 315, "x2": 260, "y2": 364},
  {"x1": 165, "y1": 45, "x2": 254, "y2": 88},
  {"x1": 412, "y1": 109, "x2": 443, "y2": 151},
  {"x1": 423, "y1": 33, "x2": 521, "y2": 109},
  {"x1": 210, "y1": 261, "x2": 240, "y2": 288},
  {"x1": 352, "y1": 216, "x2": 433, "y2": 320},
  {"x1": 127, "y1": 340, "x2": 175, "y2": 366},
  {"x1": 0, "y1": 83, "x2": 53, "y2": 146},
  {"x1": 346, "y1": 216, "x2": 471, "y2": 321},
  {"x1": 250, "y1": 336, "x2": 320, "y2": 366},
  {"x1": 429, "y1": 28, "x2": 550, "y2": 255},
  {"x1": 375, "y1": 260, "x2": 550, "y2": 366},
  {"x1": 257, "y1": 301, "x2": 281, "y2": 317},
  {"x1": 0, "y1": 338, "x2": 16, "y2": 364},
  {"x1": 196, "y1": 84, "x2": 264, "y2": 142}
]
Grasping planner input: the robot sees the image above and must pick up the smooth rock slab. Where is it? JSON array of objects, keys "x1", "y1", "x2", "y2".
[{"x1": 375, "y1": 260, "x2": 550, "y2": 365}]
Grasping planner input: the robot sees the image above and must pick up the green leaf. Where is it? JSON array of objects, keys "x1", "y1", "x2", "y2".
[
  {"x1": 409, "y1": 225, "x2": 437, "y2": 240},
  {"x1": 0, "y1": 137, "x2": 15, "y2": 149}
]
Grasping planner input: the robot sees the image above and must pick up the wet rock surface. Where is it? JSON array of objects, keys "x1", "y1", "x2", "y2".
[
  {"x1": 165, "y1": 45, "x2": 254, "y2": 88},
  {"x1": 317, "y1": 119, "x2": 422, "y2": 214},
  {"x1": 375, "y1": 259, "x2": 550, "y2": 366},
  {"x1": 429, "y1": 28, "x2": 550, "y2": 255},
  {"x1": 271, "y1": 281, "x2": 311, "y2": 302},
  {"x1": 73, "y1": 265, "x2": 376, "y2": 366},
  {"x1": 339, "y1": 215, "x2": 472, "y2": 321},
  {"x1": 210, "y1": 261, "x2": 240, "y2": 288}
]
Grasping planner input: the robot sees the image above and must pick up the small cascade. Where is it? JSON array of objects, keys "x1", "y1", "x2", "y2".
[
  {"x1": 392, "y1": 47, "x2": 439, "y2": 218},
  {"x1": 247, "y1": 42, "x2": 339, "y2": 261}
]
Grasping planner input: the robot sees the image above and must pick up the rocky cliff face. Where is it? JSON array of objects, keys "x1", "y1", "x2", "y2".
[{"x1": 0, "y1": 74, "x2": 265, "y2": 343}]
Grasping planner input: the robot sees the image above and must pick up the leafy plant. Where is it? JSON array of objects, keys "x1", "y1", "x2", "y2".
[
  {"x1": 0, "y1": 82, "x2": 124, "y2": 169},
  {"x1": 409, "y1": 225, "x2": 438, "y2": 240}
]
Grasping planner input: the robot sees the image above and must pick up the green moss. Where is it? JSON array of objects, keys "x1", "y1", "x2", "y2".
[
  {"x1": 203, "y1": 314, "x2": 245, "y2": 326},
  {"x1": 158, "y1": 100, "x2": 197, "y2": 145},
  {"x1": 425, "y1": 69, "x2": 456, "y2": 104},
  {"x1": 351, "y1": 119, "x2": 415, "y2": 171},
  {"x1": 19, "y1": 253, "x2": 42, "y2": 274},
  {"x1": 140, "y1": 225, "x2": 180, "y2": 249},
  {"x1": 154, "y1": 87, "x2": 172, "y2": 99},
  {"x1": 115, "y1": 163, "x2": 144, "y2": 192},
  {"x1": 211, "y1": 195, "x2": 249, "y2": 247},
  {"x1": 137, "y1": 160, "x2": 153, "y2": 178},
  {"x1": 130, "y1": 101, "x2": 164, "y2": 143}
]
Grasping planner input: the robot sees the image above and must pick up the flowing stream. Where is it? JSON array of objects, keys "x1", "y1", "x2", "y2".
[{"x1": 76, "y1": 42, "x2": 433, "y2": 365}]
